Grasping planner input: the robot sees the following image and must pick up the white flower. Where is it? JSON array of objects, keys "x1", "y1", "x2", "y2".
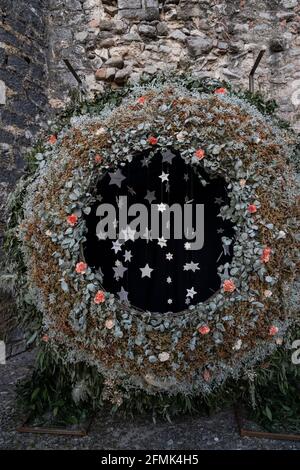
[
  {"x1": 232, "y1": 339, "x2": 242, "y2": 351},
  {"x1": 264, "y1": 289, "x2": 272, "y2": 298},
  {"x1": 277, "y1": 230, "x2": 286, "y2": 239},
  {"x1": 176, "y1": 131, "x2": 185, "y2": 142},
  {"x1": 105, "y1": 318, "x2": 115, "y2": 329},
  {"x1": 158, "y1": 352, "x2": 170, "y2": 362},
  {"x1": 45, "y1": 230, "x2": 52, "y2": 237},
  {"x1": 275, "y1": 337, "x2": 283, "y2": 345},
  {"x1": 95, "y1": 127, "x2": 106, "y2": 136}
]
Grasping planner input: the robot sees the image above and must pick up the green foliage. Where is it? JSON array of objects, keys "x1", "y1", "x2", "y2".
[
  {"x1": 17, "y1": 347, "x2": 102, "y2": 425},
  {"x1": 248, "y1": 330, "x2": 300, "y2": 433},
  {"x1": 50, "y1": 72, "x2": 285, "y2": 135}
]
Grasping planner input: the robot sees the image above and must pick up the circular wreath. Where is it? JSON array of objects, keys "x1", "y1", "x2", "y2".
[{"x1": 18, "y1": 77, "x2": 299, "y2": 396}]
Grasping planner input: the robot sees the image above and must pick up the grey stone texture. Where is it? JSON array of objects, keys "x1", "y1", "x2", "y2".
[
  {"x1": 0, "y1": 0, "x2": 48, "y2": 339},
  {"x1": 46, "y1": 0, "x2": 300, "y2": 132}
]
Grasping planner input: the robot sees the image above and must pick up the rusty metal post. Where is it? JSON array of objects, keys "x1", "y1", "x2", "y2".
[{"x1": 249, "y1": 48, "x2": 266, "y2": 93}]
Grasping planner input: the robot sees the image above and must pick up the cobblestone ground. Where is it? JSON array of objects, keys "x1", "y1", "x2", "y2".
[{"x1": 0, "y1": 351, "x2": 300, "y2": 450}]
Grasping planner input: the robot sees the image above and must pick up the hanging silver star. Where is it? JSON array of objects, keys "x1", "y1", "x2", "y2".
[
  {"x1": 185, "y1": 298, "x2": 191, "y2": 305},
  {"x1": 144, "y1": 190, "x2": 156, "y2": 204},
  {"x1": 127, "y1": 186, "x2": 136, "y2": 196},
  {"x1": 166, "y1": 252, "x2": 173, "y2": 261},
  {"x1": 141, "y1": 155, "x2": 151, "y2": 167},
  {"x1": 162, "y1": 149, "x2": 175, "y2": 164},
  {"x1": 109, "y1": 169, "x2": 126, "y2": 188},
  {"x1": 112, "y1": 240, "x2": 123, "y2": 254},
  {"x1": 140, "y1": 264, "x2": 154, "y2": 278},
  {"x1": 222, "y1": 237, "x2": 232, "y2": 256},
  {"x1": 184, "y1": 173, "x2": 189, "y2": 182},
  {"x1": 167, "y1": 298, "x2": 173, "y2": 305},
  {"x1": 166, "y1": 276, "x2": 172, "y2": 284},
  {"x1": 113, "y1": 262, "x2": 128, "y2": 280},
  {"x1": 124, "y1": 250, "x2": 132, "y2": 262},
  {"x1": 157, "y1": 203, "x2": 167, "y2": 212},
  {"x1": 184, "y1": 242, "x2": 191, "y2": 250},
  {"x1": 186, "y1": 287, "x2": 197, "y2": 298},
  {"x1": 97, "y1": 267, "x2": 104, "y2": 280},
  {"x1": 117, "y1": 286, "x2": 129, "y2": 303},
  {"x1": 217, "y1": 228, "x2": 224, "y2": 234},
  {"x1": 214, "y1": 196, "x2": 224, "y2": 205},
  {"x1": 184, "y1": 261, "x2": 200, "y2": 272},
  {"x1": 159, "y1": 172, "x2": 169, "y2": 183},
  {"x1": 157, "y1": 236, "x2": 167, "y2": 248}
]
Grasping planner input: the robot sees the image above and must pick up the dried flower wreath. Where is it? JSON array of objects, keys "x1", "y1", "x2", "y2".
[{"x1": 15, "y1": 77, "x2": 298, "y2": 396}]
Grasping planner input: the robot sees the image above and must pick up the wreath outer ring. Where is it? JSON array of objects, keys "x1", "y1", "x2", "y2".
[{"x1": 18, "y1": 78, "x2": 299, "y2": 395}]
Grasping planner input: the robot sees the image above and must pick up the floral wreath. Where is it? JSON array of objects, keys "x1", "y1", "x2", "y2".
[{"x1": 18, "y1": 78, "x2": 299, "y2": 395}]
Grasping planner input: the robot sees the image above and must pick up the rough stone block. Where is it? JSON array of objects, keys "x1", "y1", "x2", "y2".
[
  {"x1": 178, "y1": 1, "x2": 203, "y2": 18},
  {"x1": 139, "y1": 24, "x2": 157, "y2": 38},
  {"x1": 105, "y1": 56, "x2": 124, "y2": 68},
  {"x1": 118, "y1": 0, "x2": 142, "y2": 9},
  {"x1": 118, "y1": 9, "x2": 145, "y2": 19},
  {"x1": 95, "y1": 68, "x2": 107, "y2": 80},
  {"x1": 145, "y1": 0, "x2": 159, "y2": 7},
  {"x1": 186, "y1": 36, "x2": 213, "y2": 57},
  {"x1": 169, "y1": 29, "x2": 186, "y2": 42}
]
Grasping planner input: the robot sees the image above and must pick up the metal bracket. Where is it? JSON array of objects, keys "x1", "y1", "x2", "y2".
[
  {"x1": 63, "y1": 59, "x2": 86, "y2": 95},
  {"x1": 249, "y1": 48, "x2": 266, "y2": 93}
]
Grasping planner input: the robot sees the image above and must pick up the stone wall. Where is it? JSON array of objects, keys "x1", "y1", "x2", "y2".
[
  {"x1": 47, "y1": 0, "x2": 300, "y2": 130},
  {"x1": 0, "y1": 0, "x2": 48, "y2": 340}
]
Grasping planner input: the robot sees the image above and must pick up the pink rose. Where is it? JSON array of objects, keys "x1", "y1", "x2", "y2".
[
  {"x1": 67, "y1": 214, "x2": 78, "y2": 226},
  {"x1": 94, "y1": 290, "x2": 105, "y2": 304},
  {"x1": 214, "y1": 87, "x2": 227, "y2": 95},
  {"x1": 198, "y1": 325, "x2": 210, "y2": 335},
  {"x1": 48, "y1": 134, "x2": 57, "y2": 144},
  {"x1": 247, "y1": 204, "x2": 257, "y2": 214},
  {"x1": 94, "y1": 154, "x2": 103, "y2": 164},
  {"x1": 223, "y1": 279, "x2": 236, "y2": 293},
  {"x1": 261, "y1": 247, "x2": 271, "y2": 263},
  {"x1": 269, "y1": 325, "x2": 279, "y2": 336},
  {"x1": 137, "y1": 96, "x2": 146, "y2": 104},
  {"x1": 148, "y1": 136, "x2": 158, "y2": 145},
  {"x1": 75, "y1": 262, "x2": 87, "y2": 274},
  {"x1": 195, "y1": 149, "x2": 205, "y2": 160}
]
